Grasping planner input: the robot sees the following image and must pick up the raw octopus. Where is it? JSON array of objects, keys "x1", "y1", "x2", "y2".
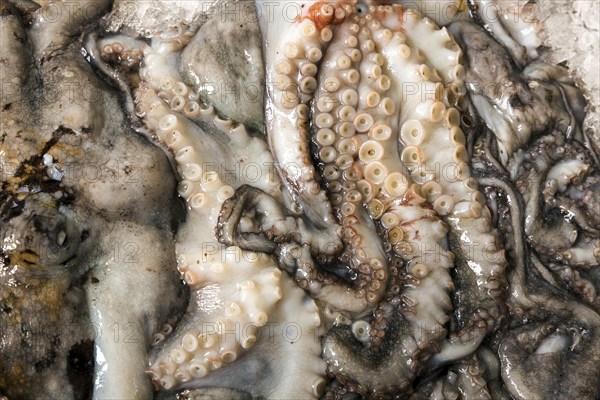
[{"x1": 0, "y1": 0, "x2": 599, "y2": 399}]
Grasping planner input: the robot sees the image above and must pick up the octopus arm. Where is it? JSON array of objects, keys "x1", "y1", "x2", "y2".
[
  {"x1": 291, "y1": 206, "x2": 388, "y2": 314},
  {"x1": 27, "y1": 0, "x2": 112, "y2": 60},
  {"x1": 217, "y1": 185, "x2": 387, "y2": 315},
  {"x1": 380, "y1": 15, "x2": 507, "y2": 327},
  {"x1": 375, "y1": 0, "x2": 503, "y2": 343},
  {"x1": 152, "y1": 275, "x2": 326, "y2": 399},
  {"x1": 323, "y1": 314, "x2": 417, "y2": 392},
  {"x1": 416, "y1": 353, "x2": 493, "y2": 399},
  {"x1": 259, "y1": 0, "x2": 345, "y2": 231},
  {"x1": 85, "y1": 222, "x2": 184, "y2": 400},
  {"x1": 499, "y1": 319, "x2": 600, "y2": 400},
  {"x1": 217, "y1": 185, "x2": 342, "y2": 256},
  {"x1": 474, "y1": 0, "x2": 541, "y2": 66}
]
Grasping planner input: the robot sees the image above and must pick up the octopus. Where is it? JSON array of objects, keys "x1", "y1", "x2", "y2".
[
  {"x1": 0, "y1": 0, "x2": 599, "y2": 399},
  {"x1": 0, "y1": 1, "x2": 186, "y2": 398}
]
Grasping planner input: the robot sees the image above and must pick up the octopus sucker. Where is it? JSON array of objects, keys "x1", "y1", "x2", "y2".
[
  {"x1": 2, "y1": 0, "x2": 600, "y2": 398},
  {"x1": 415, "y1": 352, "x2": 495, "y2": 399}
]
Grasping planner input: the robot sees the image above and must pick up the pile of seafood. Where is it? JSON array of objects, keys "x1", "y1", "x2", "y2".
[{"x1": 1, "y1": 0, "x2": 599, "y2": 398}]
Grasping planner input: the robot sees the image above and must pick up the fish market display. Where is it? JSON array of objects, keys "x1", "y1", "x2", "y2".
[{"x1": 0, "y1": 0, "x2": 599, "y2": 399}]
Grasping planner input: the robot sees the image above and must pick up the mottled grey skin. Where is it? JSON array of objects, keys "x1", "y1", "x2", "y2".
[
  {"x1": 0, "y1": 1, "x2": 185, "y2": 398},
  {"x1": 322, "y1": 314, "x2": 418, "y2": 394},
  {"x1": 450, "y1": 18, "x2": 600, "y2": 400},
  {"x1": 498, "y1": 296, "x2": 600, "y2": 400},
  {"x1": 471, "y1": 126, "x2": 600, "y2": 400},
  {"x1": 513, "y1": 135, "x2": 595, "y2": 252},
  {"x1": 180, "y1": 0, "x2": 264, "y2": 133},
  {"x1": 448, "y1": 21, "x2": 577, "y2": 165}
]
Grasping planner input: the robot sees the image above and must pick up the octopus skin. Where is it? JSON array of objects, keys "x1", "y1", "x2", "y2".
[
  {"x1": 499, "y1": 319, "x2": 600, "y2": 400},
  {"x1": 498, "y1": 264, "x2": 600, "y2": 400},
  {"x1": 0, "y1": 1, "x2": 186, "y2": 398},
  {"x1": 412, "y1": 352, "x2": 496, "y2": 399},
  {"x1": 472, "y1": 0, "x2": 542, "y2": 66},
  {"x1": 178, "y1": 0, "x2": 265, "y2": 132},
  {"x1": 449, "y1": 20, "x2": 581, "y2": 166}
]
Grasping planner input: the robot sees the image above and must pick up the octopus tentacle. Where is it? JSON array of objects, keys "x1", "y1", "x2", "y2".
[
  {"x1": 290, "y1": 214, "x2": 388, "y2": 314},
  {"x1": 136, "y1": 84, "x2": 283, "y2": 389},
  {"x1": 374, "y1": 5, "x2": 465, "y2": 108},
  {"x1": 155, "y1": 276, "x2": 326, "y2": 399},
  {"x1": 216, "y1": 185, "x2": 295, "y2": 254},
  {"x1": 363, "y1": 8, "x2": 507, "y2": 372},
  {"x1": 546, "y1": 260, "x2": 597, "y2": 303},
  {"x1": 374, "y1": 5, "x2": 506, "y2": 325},
  {"x1": 130, "y1": 33, "x2": 329, "y2": 392},
  {"x1": 418, "y1": 353, "x2": 493, "y2": 399},
  {"x1": 216, "y1": 189, "x2": 387, "y2": 314},
  {"x1": 513, "y1": 134, "x2": 600, "y2": 279},
  {"x1": 84, "y1": 33, "x2": 145, "y2": 130},
  {"x1": 559, "y1": 238, "x2": 600, "y2": 269},
  {"x1": 216, "y1": 185, "x2": 343, "y2": 259},
  {"x1": 264, "y1": 1, "x2": 345, "y2": 231},
  {"x1": 500, "y1": 250, "x2": 600, "y2": 400},
  {"x1": 308, "y1": 14, "x2": 390, "y2": 312},
  {"x1": 321, "y1": 5, "x2": 473, "y2": 392},
  {"x1": 565, "y1": 174, "x2": 600, "y2": 230},
  {"x1": 323, "y1": 312, "x2": 418, "y2": 393},
  {"x1": 148, "y1": 248, "x2": 283, "y2": 390},
  {"x1": 499, "y1": 317, "x2": 600, "y2": 400},
  {"x1": 138, "y1": 42, "x2": 281, "y2": 198},
  {"x1": 386, "y1": 190, "x2": 455, "y2": 351}
]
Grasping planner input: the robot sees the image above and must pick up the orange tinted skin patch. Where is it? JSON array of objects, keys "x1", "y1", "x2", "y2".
[
  {"x1": 297, "y1": 1, "x2": 345, "y2": 31},
  {"x1": 400, "y1": 191, "x2": 415, "y2": 205},
  {"x1": 373, "y1": 4, "x2": 407, "y2": 33}
]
